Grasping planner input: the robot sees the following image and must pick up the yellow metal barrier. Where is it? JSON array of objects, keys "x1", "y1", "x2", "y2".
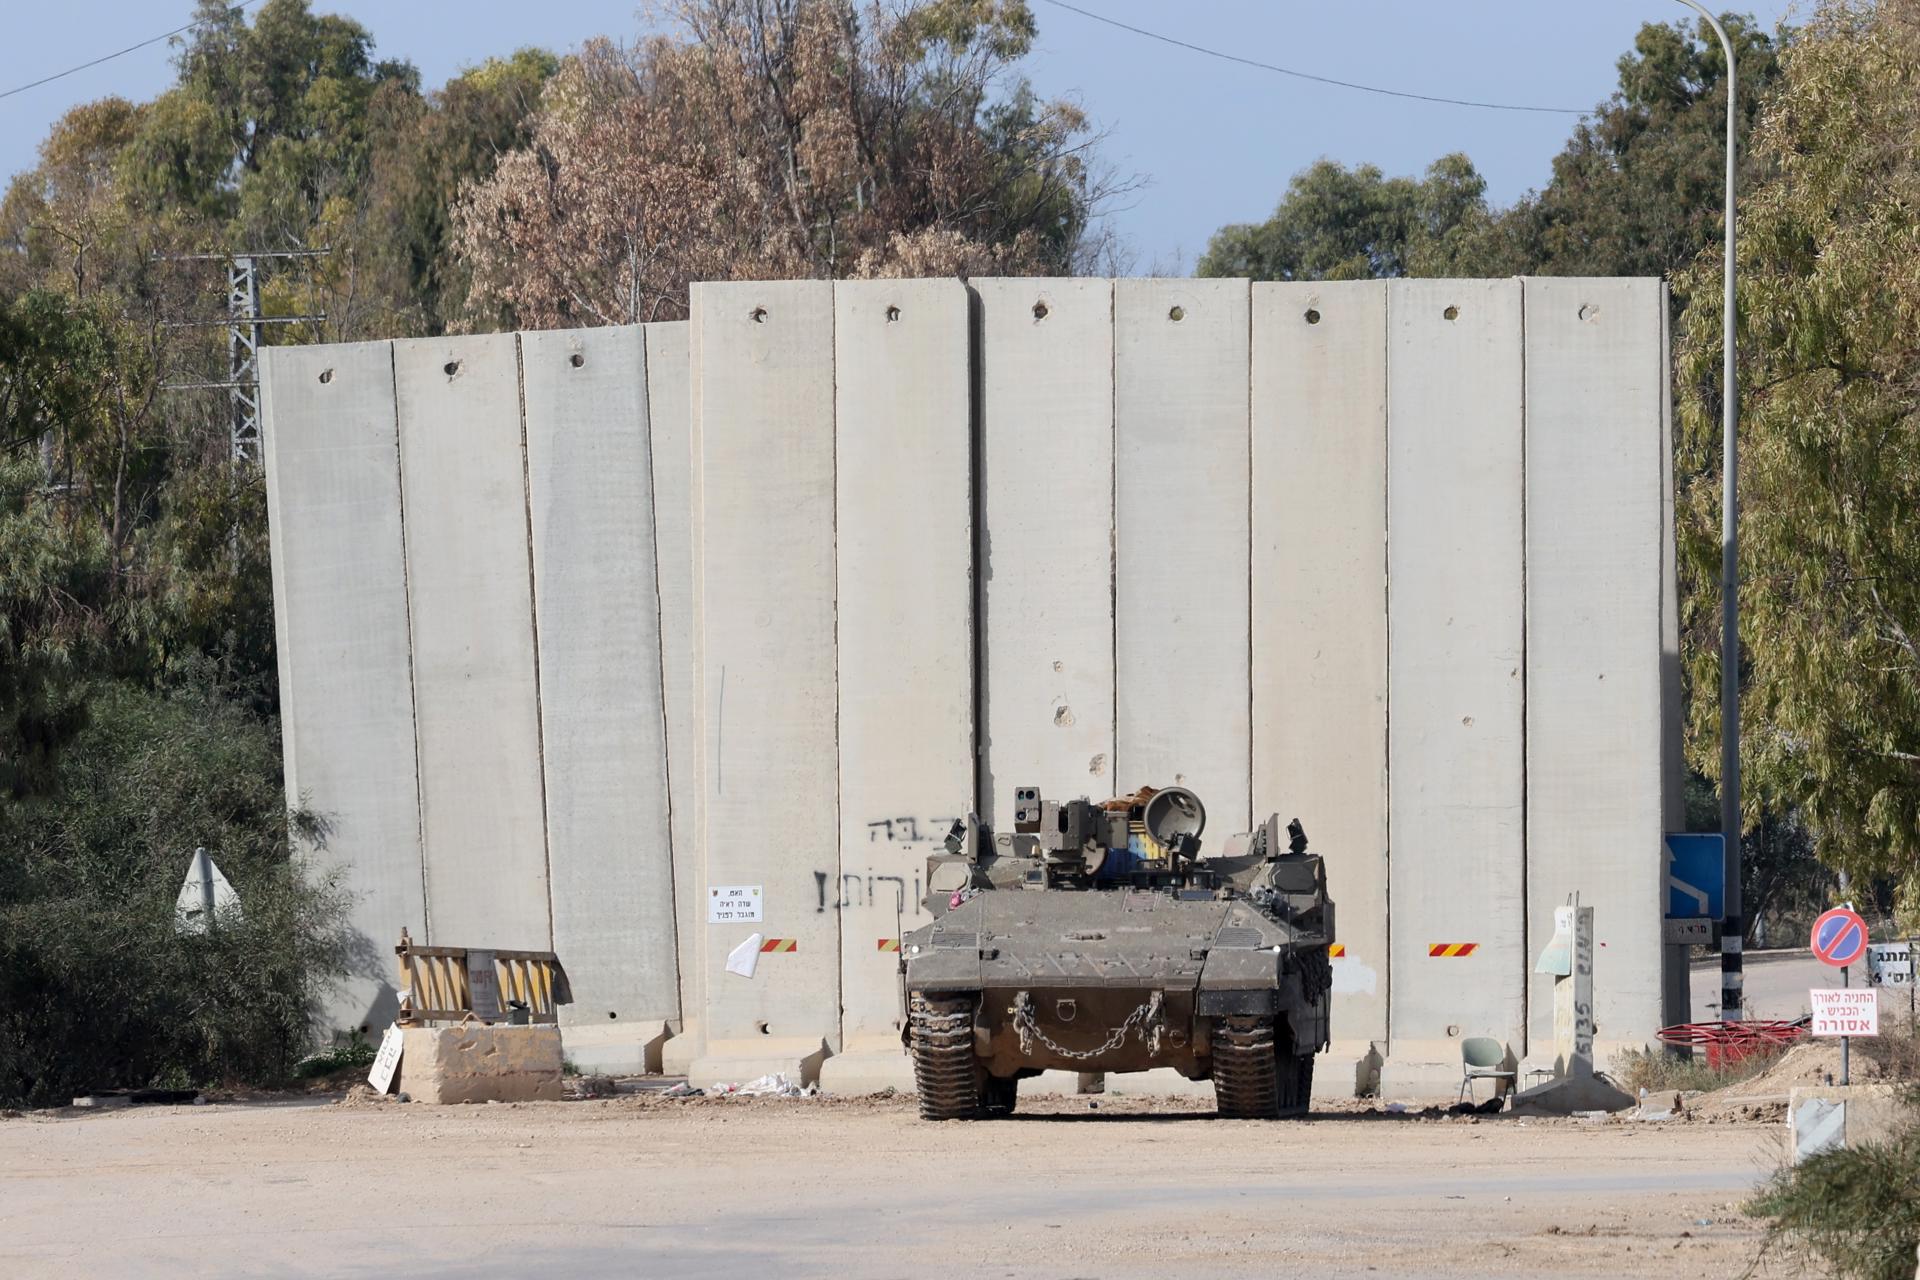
[{"x1": 394, "y1": 928, "x2": 573, "y2": 1026}]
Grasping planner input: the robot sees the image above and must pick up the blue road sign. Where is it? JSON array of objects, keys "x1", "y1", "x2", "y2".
[{"x1": 1665, "y1": 833, "x2": 1726, "y2": 921}]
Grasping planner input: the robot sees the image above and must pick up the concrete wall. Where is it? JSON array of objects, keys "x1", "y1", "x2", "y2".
[
  {"x1": 1522, "y1": 278, "x2": 1667, "y2": 1056},
  {"x1": 1115, "y1": 278, "x2": 1251, "y2": 831},
  {"x1": 264, "y1": 277, "x2": 1678, "y2": 1092},
  {"x1": 687, "y1": 282, "x2": 841, "y2": 1084},
  {"x1": 1250, "y1": 282, "x2": 1389, "y2": 1061},
  {"x1": 392, "y1": 334, "x2": 552, "y2": 952},
  {"x1": 260, "y1": 341, "x2": 423, "y2": 1034},
  {"x1": 521, "y1": 325, "x2": 679, "y2": 1066},
  {"x1": 1385, "y1": 280, "x2": 1528, "y2": 1068},
  {"x1": 824, "y1": 280, "x2": 975, "y2": 1089},
  {"x1": 975, "y1": 278, "x2": 1116, "y2": 823},
  {"x1": 643, "y1": 322, "x2": 700, "y2": 1051}
]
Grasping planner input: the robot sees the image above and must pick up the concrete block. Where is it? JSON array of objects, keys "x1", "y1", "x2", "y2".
[
  {"x1": 1522, "y1": 278, "x2": 1667, "y2": 1058},
  {"x1": 1102, "y1": 1069, "x2": 1217, "y2": 1100},
  {"x1": 644, "y1": 322, "x2": 699, "y2": 1063},
  {"x1": 974, "y1": 278, "x2": 1115, "y2": 821},
  {"x1": 260, "y1": 341, "x2": 423, "y2": 1036},
  {"x1": 558, "y1": 1021, "x2": 673, "y2": 1076},
  {"x1": 1114, "y1": 278, "x2": 1251, "y2": 830},
  {"x1": 686, "y1": 282, "x2": 840, "y2": 1085},
  {"x1": 521, "y1": 326, "x2": 679, "y2": 1033},
  {"x1": 1251, "y1": 281, "x2": 1390, "y2": 1055},
  {"x1": 1787, "y1": 1085, "x2": 1915, "y2": 1162},
  {"x1": 1385, "y1": 279, "x2": 1526, "y2": 1064},
  {"x1": 819, "y1": 280, "x2": 973, "y2": 1097},
  {"x1": 395, "y1": 1024, "x2": 565, "y2": 1104},
  {"x1": 393, "y1": 335, "x2": 551, "y2": 951}
]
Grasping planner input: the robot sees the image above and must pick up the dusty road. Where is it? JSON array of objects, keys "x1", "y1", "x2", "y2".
[{"x1": 0, "y1": 1092, "x2": 1782, "y2": 1279}]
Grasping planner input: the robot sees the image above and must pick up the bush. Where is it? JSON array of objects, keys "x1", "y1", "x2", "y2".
[
  {"x1": 1612, "y1": 1044, "x2": 1784, "y2": 1096},
  {"x1": 1749, "y1": 1105, "x2": 1920, "y2": 1280},
  {"x1": 0, "y1": 673, "x2": 351, "y2": 1106}
]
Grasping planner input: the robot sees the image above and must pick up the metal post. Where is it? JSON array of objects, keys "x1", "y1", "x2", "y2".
[
  {"x1": 1841, "y1": 963, "x2": 1850, "y2": 1086},
  {"x1": 227, "y1": 255, "x2": 263, "y2": 465},
  {"x1": 194, "y1": 846, "x2": 216, "y2": 932},
  {"x1": 1673, "y1": 0, "x2": 1742, "y2": 1023}
]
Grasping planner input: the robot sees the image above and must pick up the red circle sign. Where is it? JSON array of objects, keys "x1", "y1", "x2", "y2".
[{"x1": 1811, "y1": 906, "x2": 1869, "y2": 968}]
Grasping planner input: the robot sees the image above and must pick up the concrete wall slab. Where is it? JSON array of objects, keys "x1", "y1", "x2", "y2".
[
  {"x1": 974, "y1": 278, "x2": 1115, "y2": 821},
  {"x1": 687, "y1": 282, "x2": 840, "y2": 1081},
  {"x1": 260, "y1": 340, "x2": 423, "y2": 1035},
  {"x1": 1523, "y1": 278, "x2": 1667, "y2": 1054},
  {"x1": 1251, "y1": 281, "x2": 1389, "y2": 1052},
  {"x1": 393, "y1": 334, "x2": 551, "y2": 951},
  {"x1": 1385, "y1": 279, "x2": 1527, "y2": 1061},
  {"x1": 827, "y1": 280, "x2": 974, "y2": 1081},
  {"x1": 644, "y1": 322, "x2": 699, "y2": 1049},
  {"x1": 1115, "y1": 278, "x2": 1251, "y2": 831},
  {"x1": 521, "y1": 324, "x2": 679, "y2": 1048}
]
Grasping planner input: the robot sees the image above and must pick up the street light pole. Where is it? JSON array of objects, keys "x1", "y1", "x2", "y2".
[{"x1": 1672, "y1": 0, "x2": 1742, "y2": 1023}]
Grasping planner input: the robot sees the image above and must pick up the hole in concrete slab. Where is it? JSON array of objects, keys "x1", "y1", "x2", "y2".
[
  {"x1": 443, "y1": 359, "x2": 461, "y2": 377},
  {"x1": 1578, "y1": 303, "x2": 1600, "y2": 322},
  {"x1": 885, "y1": 305, "x2": 901, "y2": 322},
  {"x1": 1089, "y1": 752, "x2": 1107, "y2": 776},
  {"x1": 1304, "y1": 308, "x2": 1321, "y2": 325},
  {"x1": 1168, "y1": 305, "x2": 1185, "y2": 322},
  {"x1": 750, "y1": 306, "x2": 767, "y2": 323},
  {"x1": 359, "y1": 1024, "x2": 370, "y2": 1035},
  {"x1": 1032, "y1": 300, "x2": 1049, "y2": 321},
  {"x1": 1053, "y1": 704, "x2": 1075, "y2": 727},
  {"x1": 756, "y1": 1020, "x2": 771, "y2": 1035},
  {"x1": 570, "y1": 352, "x2": 586, "y2": 368},
  {"x1": 317, "y1": 368, "x2": 333, "y2": 384},
  {"x1": 1443, "y1": 305, "x2": 1459, "y2": 321},
  {"x1": 607, "y1": 1010, "x2": 617, "y2": 1019}
]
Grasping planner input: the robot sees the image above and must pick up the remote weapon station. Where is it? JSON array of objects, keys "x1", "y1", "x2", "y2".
[{"x1": 898, "y1": 785, "x2": 1335, "y2": 1119}]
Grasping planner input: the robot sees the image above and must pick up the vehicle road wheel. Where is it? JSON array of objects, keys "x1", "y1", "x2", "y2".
[{"x1": 909, "y1": 992, "x2": 983, "y2": 1120}]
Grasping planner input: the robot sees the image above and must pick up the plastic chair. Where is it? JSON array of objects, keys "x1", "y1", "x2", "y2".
[{"x1": 1458, "y1": 1037, "x2": 1514, "y2": 1104}]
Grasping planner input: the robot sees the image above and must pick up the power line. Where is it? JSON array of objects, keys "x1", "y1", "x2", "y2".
[
  {"x1": 1034, "y1": 0, "x2": 1590, "y2": 117},
  {"x1": 0, "y1": 0, "x2": 265, "y2": 103}
]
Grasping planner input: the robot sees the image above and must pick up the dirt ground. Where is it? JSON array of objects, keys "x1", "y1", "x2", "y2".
[{"x1": 0, "y1": 1088, "x2": 1791, "y2": 1279}]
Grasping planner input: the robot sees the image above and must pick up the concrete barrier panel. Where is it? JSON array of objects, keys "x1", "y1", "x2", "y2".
[
  {"x1": 975, "y1": 278, "x2": 1115, "y2": 821},
  {"x1": 687, "y1": 282, "x2": 839, "y2": 1085},
  {"x1": 1385, "y1": 279, "x2": 1526, "y2": 1073},
  {"x1": 260, "y1": 341, "x2": 423, "y2": 1035},
  {"x1": 1523, "y1": 278, "x2": 1667, "y2": 1057},
  {"x1": 1251, "y1": 281, "x2": 1389, "y2": 1059},
  {"x1": 1115, "y1": 278, "x2": 1250, "y2": 831},
  {"x1": 393, "y1": 334, "x2": 551, "y2": 952},
  {"x1": 644, "y1": 322, "x2": 701, "y2": 1063},
  {"x1": 521, "y1": 325, "x2": 678, "y2": 1071},
  {"x1": 822, "y1": 280, "x2": 974, "y2": 1092}
]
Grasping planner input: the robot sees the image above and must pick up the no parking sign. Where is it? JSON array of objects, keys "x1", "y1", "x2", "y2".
[{"x1": 1810, "y1": 906, "x2": 1869, "y2": 968}]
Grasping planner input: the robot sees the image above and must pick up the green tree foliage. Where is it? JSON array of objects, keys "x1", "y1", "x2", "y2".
[
  {"x1": 1200, "y1": 14, "x2": 1782, "y2": 288},
  {"x1": 1501, "y1": 14, "x2": 1779, "y2": 281},
  {"x1": 0, "y1": 673, "x2": 352, "y2": 1107},
  {"x1": 1674, "y1": 0, "x2": 1920, "y2": 919},
  {"x1": 1197, "y1": 154, "x2": 1502, "y2": 281}
]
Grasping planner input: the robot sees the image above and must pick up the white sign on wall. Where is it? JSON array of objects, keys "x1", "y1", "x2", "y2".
[
  {"x1": 708, "y1": 885, "x2": 763, "y2": 924},
  {"x1": 1810, "y1": 987, "x2": 1879, "y2": 1037}
]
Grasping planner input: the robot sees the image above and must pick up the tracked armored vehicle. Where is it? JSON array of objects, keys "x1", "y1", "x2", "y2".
[{"x1": 898, "y1": 785, "x2": 1334, "y2": 1120}]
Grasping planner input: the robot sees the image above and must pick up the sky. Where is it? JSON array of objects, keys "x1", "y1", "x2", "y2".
[{"x1": 1, "y1": 0, "x2": 1801, "y2": 271}]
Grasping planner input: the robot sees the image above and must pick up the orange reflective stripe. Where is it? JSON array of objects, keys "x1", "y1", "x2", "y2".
[
  {"x1": 1328, "y1": 944, "x2": 1347, "y2": 958},
  {"x1": 760, "y1": 938, "x2": 797, "y2": 953},
  {"x1": 1428, "y1": 943, "x2": 1480, "y2": 957},
  {"x1": 876, "y1": 938, "x2": 901, "y2": 952}
]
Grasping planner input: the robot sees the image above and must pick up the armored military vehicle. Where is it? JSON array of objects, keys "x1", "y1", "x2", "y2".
[{"x1": 898, "y1": 784, "x2": 1334, "y2": 1120}]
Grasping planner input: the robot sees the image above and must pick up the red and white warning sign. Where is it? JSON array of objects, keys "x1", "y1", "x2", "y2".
[{"x1": 1809, "y1": 987, "x2": 1879, "y2": 1037}]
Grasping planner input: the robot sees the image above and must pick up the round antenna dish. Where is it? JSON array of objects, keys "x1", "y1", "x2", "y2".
[{"x1": 1142, "y1": 787, "x2": 1206, "y2": 846}]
